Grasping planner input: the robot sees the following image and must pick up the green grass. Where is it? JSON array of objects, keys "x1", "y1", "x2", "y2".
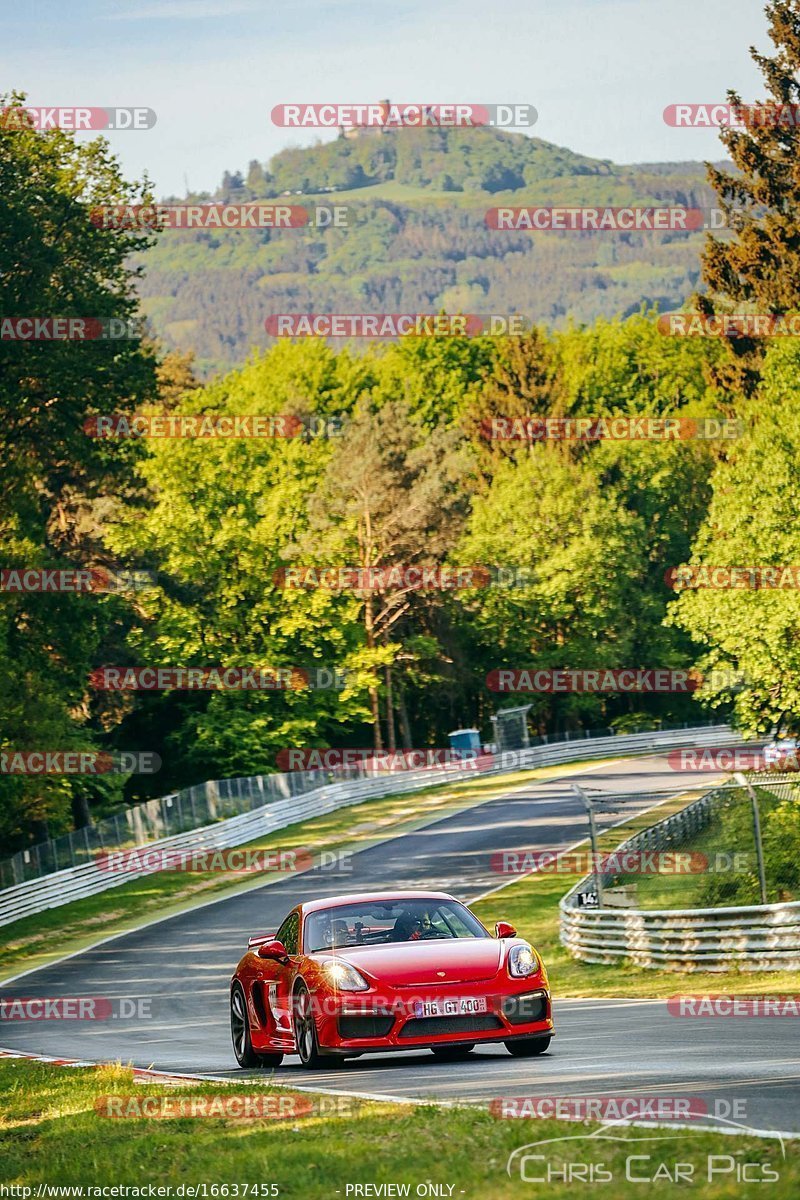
[
  {"x1": 472, "y1": 788, "x2": 800, "y2": 998},
  {"x1": 0, "y1": 1058, "x2": 796, "y2": 1196},
  {"x1": 0, "y1": 756, "x2": 618, "y2": 981},
  {"x1": 615, "y1": 784, "x2": 800, "y2": 911},
  {"x1": 616, "y1": 801, "x2": 759, "y2": 911}
]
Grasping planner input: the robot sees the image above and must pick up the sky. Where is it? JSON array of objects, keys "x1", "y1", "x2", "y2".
[{"x1": 2, "y1": 0, "x2": 772, "y2": 197}]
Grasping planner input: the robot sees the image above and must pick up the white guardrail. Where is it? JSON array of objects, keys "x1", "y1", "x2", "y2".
[
  {"x1": 560, "y1": 897, "x2": 800, "y2": 972},
  {"x1": 560, "y1": 774, "x2": 800, "y2": 972},
  {"x1": 0, "y1": 724, "x2": 739, "y2": 930}
]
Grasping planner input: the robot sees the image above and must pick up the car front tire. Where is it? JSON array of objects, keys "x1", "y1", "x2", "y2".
[
  {"x1": 505, "y1": 1036, "x2": 551, "y2": 1057},
  {"x1": 293, "y1": 981, "x2": 335, "y2": 1069}
]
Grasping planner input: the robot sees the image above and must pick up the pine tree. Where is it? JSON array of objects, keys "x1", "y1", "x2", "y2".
[
  {"x1": 699, "y1": 0, "x2": 800, "y2": 396},
  {"x1": 462, "y1": 328, "x2": 564, "y2": 479}
]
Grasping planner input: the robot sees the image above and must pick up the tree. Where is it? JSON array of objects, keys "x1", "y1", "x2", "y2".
[
  {"x1": 371, "y1": 332, "x2": 496, "y2": 429},
  {"x1": 300, "y1": 398, "x2": 474, "y2": 750},
  {"x1": 462, "y1": 326, "x2": 564, "y2": 478},
  {"x1": 455, "y1": 447, "x2": 648, "y2": 731},
  {"x1": 107, "y1": 340, "x2": 377, "y2": 784},
  {"x1": 0, "y1": 93, "x2": 158, "y2": 849},
  {"x1": 155, "y1": 349, "x2": 201, "y2": 405},
  {"x1": 698, "y1": 0, "x2": 800, "y2": 396},
  {"x1": 669, "y1": 339, "x2": 800, "y2": 736},
  {"x1": 217, "y1": 170, "x2": 244, "y2": 200},
  {"x1": 246, "y1": 159, "x2": 267, "y2": 194}
]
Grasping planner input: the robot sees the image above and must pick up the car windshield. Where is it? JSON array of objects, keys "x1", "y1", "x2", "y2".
[{"x1": 303, "y1": 899, "x2": 489, "y2": 953}]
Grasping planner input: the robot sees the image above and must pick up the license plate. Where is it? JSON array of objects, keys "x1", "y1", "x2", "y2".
[{"x1": 414, "y1": 996, "x2": 488, "y2": 1018}]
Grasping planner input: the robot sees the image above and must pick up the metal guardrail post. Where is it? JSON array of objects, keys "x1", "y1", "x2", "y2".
[
  {"x1": 557, "y1": 764, "x2": 800, "y2": 970},
  {"x1": 573, "y1": 783, "x2": 604, "y2": 908},
  {"x1": 734, "y1": 771, "x2": 768, "y2": 905}
]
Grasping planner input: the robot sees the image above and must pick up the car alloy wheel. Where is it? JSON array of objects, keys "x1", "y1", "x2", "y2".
[
  {"x1": 231, "y1": 982, "x2": 284, "y2": 1069},
  {"x1": 231, "y1": 982, "x2": 260, "y2": 1067}
]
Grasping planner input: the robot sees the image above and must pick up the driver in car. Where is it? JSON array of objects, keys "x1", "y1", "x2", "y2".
[
  {"x1": 389, "y1": 911, "x2": 418, "y2": 941},
  {"x1": 390, "y1": 910, "x2": 438, "y2": 941}
]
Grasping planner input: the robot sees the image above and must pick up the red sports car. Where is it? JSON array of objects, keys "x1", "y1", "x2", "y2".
[{"x1": 230, "y1": 889, "x2": 553, "y2": 1068}]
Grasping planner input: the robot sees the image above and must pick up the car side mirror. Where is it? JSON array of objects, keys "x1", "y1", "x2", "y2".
[
  {"x1": 495, "y1": 920, "x2": 517, "y2": 939},
  {"x1": 257, "y1": 939, "x2": 289, "y2": 963}
]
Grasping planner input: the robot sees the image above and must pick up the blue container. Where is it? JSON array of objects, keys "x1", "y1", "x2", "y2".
[{"x1": 448, "y1": 728, "x2": 481, "y2": 756}]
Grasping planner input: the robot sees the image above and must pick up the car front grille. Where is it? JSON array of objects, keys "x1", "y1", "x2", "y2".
[
  {"x1": 337, "y1": 1013, "x2": 396, "y2": 1039},
  {"x1": 398, "y1": 1013, "x2": 503, "y2": 1038}
]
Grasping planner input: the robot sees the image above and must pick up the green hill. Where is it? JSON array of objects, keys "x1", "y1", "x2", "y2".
[{"x1": 137, "y1": 128, "x2": 721, "y2": 376}]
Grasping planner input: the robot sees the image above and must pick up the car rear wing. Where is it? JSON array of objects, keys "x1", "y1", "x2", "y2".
[{"x1": 247, "y1": 932, "x2": 275, "y2": 947}]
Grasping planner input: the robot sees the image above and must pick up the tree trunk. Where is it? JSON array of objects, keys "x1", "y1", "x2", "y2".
[
  {"x1": 364, "y1": 593, "x2": 383, "y2": 752},
  {"x1": 384, "y1": 662, "x2": 396, "y2": 751},
  {"x1": 397, "y1": 683, "x2": 414, "y2": 750},
  {"x1": 30, "y1": 818, "x2": 50, "y2": 843},
  {"x1": 71, "y1": 791, "x2": 92, "y2": 829},
  {"x1": 369, "y1": 686, "x2": 382, "y2": 753}
]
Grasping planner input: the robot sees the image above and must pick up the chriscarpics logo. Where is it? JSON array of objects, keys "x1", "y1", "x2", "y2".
[{"x1": 505, "y1": 1121, "x2": 785, "y2": 1185}]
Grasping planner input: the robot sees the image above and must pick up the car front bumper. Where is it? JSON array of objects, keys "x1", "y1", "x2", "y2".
[{"x1": 316, "y1": 982, "x2": 553, "y2": 1055}]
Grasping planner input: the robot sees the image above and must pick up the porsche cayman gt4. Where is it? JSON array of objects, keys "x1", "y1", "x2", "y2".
[{"x1": 230, "y1": 890, "x2": 553, "y2": 1067}]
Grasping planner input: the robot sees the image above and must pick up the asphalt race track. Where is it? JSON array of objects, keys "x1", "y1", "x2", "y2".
[{"x1": 2, "y1": 751, "x2": 799, "y2": 1136}]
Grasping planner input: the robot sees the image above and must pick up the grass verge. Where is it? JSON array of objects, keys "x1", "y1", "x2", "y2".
[
  {"x1": 0, "y1": 1058, "x2": 796, "y2": 1197},
  {"x1": 628, "y1": 784, "x2": 800, "y2": 909}
]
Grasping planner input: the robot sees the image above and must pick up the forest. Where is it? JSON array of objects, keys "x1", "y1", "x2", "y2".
[{"x1": 2, "y1": 0, "x2": 800, "y2": 853}]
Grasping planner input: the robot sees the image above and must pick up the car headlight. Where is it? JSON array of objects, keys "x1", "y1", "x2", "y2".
[
  {"x1": 508, "y1": 943, "x2": 539, "y2": 978},
  {"x1": 321, "y1": 960, "x2": 369, "y2": 991}
]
